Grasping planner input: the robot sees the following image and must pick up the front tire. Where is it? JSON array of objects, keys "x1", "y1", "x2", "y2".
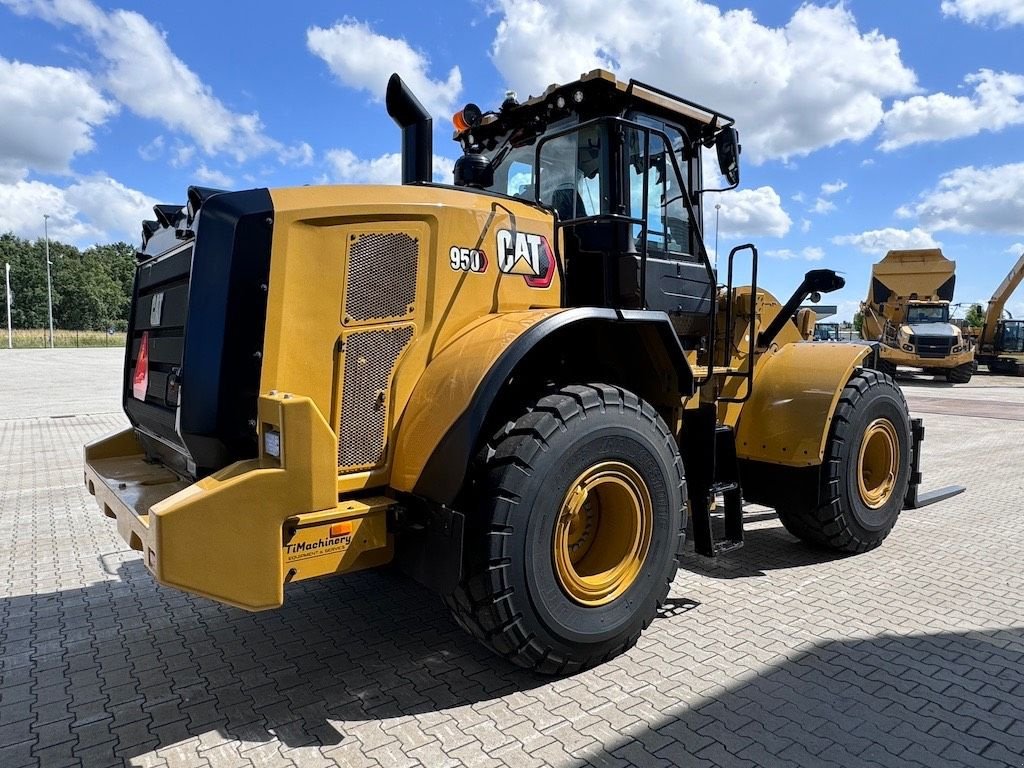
[
  {"x1": 776, "y1": 369, "x2": 912, "y2": 553},
  {"x1": 445, "y1": 384, "x2": 686, "y2": 675},
  {"x1": 946, "y1": 363, "x2": 973, "y2": 384}
]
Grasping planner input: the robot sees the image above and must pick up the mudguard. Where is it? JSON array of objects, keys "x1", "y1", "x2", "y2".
[
  {"x1": 734, "y1": 341, "x2": 873, "y2": 467},
  {"x1": 389, "y1": 307, "x2": 694, "y2": 504}
]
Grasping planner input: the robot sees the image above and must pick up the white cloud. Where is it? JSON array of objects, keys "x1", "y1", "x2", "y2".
[
  {"x1": 800, "y1": 218, "x2": 811, "y2": 233},
  {"x1": 0, "y1": 176, "x2": 156, "y2": 244},
  {"x1": 880, "y1": 69, "x2": 1024, "y2": 150},
  {"x1": 170, "y1": 142, "x2": 196, "y2": 168},
  {"x1": 489, "y1": 1, "x2": 917, "y2": 163},
  {"x1": 326, "y1": 150, "x2": 455, "y2": 185},
  {"x1": 137, "y1": 135, "x2": 165, "y2": 162},
  {"x1": 3, "y1": 0, "x2": 311, "y2": 166},
  {"x1": 308, "y1": 19, "x2": 462, "y2": 119},
  {"x1": 194, "y1": 165, "x2": 234, "y2": 187},
  {"x1": 278, "y1": 142, "x2": 314, "y2": 167},
  {"x1": 765, "y1": 246, "x2": 825, "y2": 261},
  {"x1": 0, "y1": 56, "x2": 116, "y2": 181},
  {"x1": 832, "y1": 227, "x2": 940, "y2": 254},
  {"x1": 898, "y1": 162, "x2": 1024, "y2": 234},
  {"x1": 941, "y1": 0, "x2": 1024, "y2": 26},
  {"x1": 1007, "y1": 242, "x2": 1024, "y2": 255},
  {"x1": 715, "y1": 186, "x2": 791, "y2": 238},
  {"x1": 806, "y1": 179, "x2": 847, "y2": 215}
]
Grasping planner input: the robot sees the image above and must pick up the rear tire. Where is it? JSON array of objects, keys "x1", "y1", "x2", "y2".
[
  {"x1": 776, "y1": 369, "x2": 911, "y2": 553},
  {"x1": 445, "y1": 384, "x2": 686, "y2": 675},
  {"x1": 946, "y1": 363, "x2": 973, "y2": 384}
]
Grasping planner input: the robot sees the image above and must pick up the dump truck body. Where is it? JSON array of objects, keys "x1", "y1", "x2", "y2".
[{"x1": 860, "y1": 248, "x2": 974, "y2": 379}]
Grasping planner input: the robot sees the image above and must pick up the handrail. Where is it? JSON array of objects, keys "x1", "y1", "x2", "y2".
[{"x1": 718, "y1": 244, "x2": 759, "y2": 403}]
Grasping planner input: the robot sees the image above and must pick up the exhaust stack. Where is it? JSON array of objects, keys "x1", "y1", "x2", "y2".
[{"x1": 386, "y1": 73, "x2": 433, "y2": 184}]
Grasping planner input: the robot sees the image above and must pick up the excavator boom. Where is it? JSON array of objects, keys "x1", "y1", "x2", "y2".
[{"x1": 981, "y1": 251, "x2": 1024, "y2": 346}]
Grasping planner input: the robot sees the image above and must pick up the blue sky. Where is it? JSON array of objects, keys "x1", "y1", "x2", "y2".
[{"x1": 1, "y1": 0, "x2": 1023, "y2": 320}]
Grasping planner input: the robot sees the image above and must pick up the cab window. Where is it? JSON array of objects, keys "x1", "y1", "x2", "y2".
[
  {"x1": 626, "y1": 127, "x2": 693, "y2": 259},
  {"x1": 536, "y1": 124, "x2": 605, "y2": 219}
]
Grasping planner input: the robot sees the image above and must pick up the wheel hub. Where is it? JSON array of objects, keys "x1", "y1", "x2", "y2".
[
  {"x1": 553, "y1": 461, "x2": 653, "y2": 606},
  {"x1": 858, "y1": 418, "x2": 898, "y2": 509}
]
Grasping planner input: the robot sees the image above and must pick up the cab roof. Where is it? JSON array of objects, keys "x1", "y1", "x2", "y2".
[
  {"x1": 521, "y1": 69, "x2": 734, "y2": 130},
  {"x1": 458, "y1": 69, "x2": 735, "y2": 147}
]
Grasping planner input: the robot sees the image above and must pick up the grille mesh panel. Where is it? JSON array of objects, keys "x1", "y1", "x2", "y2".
[
  {"x1": 344, "y1": 232, "x2": 419, "y2": 323},
  {"x1": 338, "y1": 325, "x2": 414, "y2": 471}
]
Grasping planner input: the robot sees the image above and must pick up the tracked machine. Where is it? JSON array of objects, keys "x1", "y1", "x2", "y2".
[
  {"x1": 84, "y1": 71, "x2": 962, "y2": 673},
  {"x1": 976, "y1": 250, "x2": 1024, "y2": 375}
]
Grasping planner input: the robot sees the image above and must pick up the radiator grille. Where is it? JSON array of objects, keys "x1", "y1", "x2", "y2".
[
  {"x1": 344, "y1": 232, "x2": 419, "y2": 323},
  {"x1": 914, "y1": 335, "x2": 954, "y2": 359},
  {"x1": 338, "y1": 325, "x2": 414, "y2": 471}
]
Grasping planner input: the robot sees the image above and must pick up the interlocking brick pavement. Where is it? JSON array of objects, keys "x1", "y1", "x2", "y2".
[{"x1": 2, "y1": 349, "x2": 1023, "y2": 767}]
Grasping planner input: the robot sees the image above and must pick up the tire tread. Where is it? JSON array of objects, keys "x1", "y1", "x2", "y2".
[{"x1": 443, "y1": 383, "x2": 685, "y2": 674}]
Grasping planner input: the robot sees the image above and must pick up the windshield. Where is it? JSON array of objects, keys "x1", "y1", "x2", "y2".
[
  {"x1": 906, "y1": 305, "x2": 949, "y2": 324},
  {"x1": 1000, "y1": 320, "x2": 1024, "y2": 353}
]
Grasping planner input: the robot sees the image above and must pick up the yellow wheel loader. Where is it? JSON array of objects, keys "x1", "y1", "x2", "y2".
[{"x1": 84, "y1": 70, "x2": 962, "y2": 674}]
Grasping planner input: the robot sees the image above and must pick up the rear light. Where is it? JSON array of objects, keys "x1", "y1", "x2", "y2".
[{"x1": 133, "y1": 331, "x2": 150, "y2": 400}]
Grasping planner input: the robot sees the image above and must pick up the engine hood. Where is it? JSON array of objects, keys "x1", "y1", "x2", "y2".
[{"x1": 905, "y1": 322, "x2": 959, "y2": 338}]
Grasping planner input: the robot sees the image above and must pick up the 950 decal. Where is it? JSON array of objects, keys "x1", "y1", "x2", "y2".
[{"x1": 449, "y1": 246, "x2": 488, "y2": 273}]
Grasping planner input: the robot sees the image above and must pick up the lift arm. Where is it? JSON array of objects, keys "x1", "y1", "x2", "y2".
[{"x1": 981, "y1": 250, "x2": 1024, "y2": 347}]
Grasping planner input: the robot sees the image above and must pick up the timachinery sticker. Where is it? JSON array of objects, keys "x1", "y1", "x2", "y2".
[{"x1": 284, "y1": 521, "x2": 353, "y2": 564}]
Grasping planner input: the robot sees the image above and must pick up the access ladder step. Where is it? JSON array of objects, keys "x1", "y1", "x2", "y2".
[{"x1": 713, "y1": 539, "x2": 744, "y2": 555}]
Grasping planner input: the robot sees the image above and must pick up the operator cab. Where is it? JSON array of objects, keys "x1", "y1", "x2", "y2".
[
  {"x1": 450, "y1": 70, "x2": 741, "y2": 348},
  {"x1": 906, "y1": 303, "x2": 950, "y2": 325},
  {"x1": 997, "y1": 319, "x2": 1024, "y2": 354}
]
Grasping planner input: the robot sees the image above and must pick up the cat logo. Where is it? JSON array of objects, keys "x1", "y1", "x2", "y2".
[{"x1": 496, "y1": 229, "x2": 555, "y2": 288}]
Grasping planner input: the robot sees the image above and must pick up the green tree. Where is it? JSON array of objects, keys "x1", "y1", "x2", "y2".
[
  {"x1": 0, "y1": 232, "x2": 137, "y2": 331},
  {"x1": 964, "y1": 303, "x2": 985, "y2": 327},
  {"x1": 853, "y1": 310, "x2": 864, "y2": 334}
]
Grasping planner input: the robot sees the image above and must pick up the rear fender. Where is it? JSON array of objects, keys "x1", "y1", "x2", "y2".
[{"x1": 390, "y1": 308, "x2": 694, "y2": 505}]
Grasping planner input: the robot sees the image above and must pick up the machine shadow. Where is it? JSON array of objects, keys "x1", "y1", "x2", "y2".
[
  {"x1": 566, "y1": 626, "x2": 1024, "y2": 767},
  {"x1": 0, "y1": 560, "x2": 545, "y2": 761},
  {"x1": 680, "y1": 511, "x2": 851, "y2": 580}
]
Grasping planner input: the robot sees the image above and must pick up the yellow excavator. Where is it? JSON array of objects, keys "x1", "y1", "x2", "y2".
[
  {"x1": 83, "y1": 70, "x2": 962, "y2": 674},
  {"x1": 976, "y1": 250, "x2": 1024, "y2": 375}
]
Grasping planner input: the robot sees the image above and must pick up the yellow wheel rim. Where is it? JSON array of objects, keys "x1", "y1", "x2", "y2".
[
  {"x1": 858, "y1": 418, "x2": 899, "y2": 509},
  {"x1": 552, "y1": 461, "x2": 653, "y2": 606}
]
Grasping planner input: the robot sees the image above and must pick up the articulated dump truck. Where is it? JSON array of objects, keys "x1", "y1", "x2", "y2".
[
  {"x1": 860, "y1": 249, "x2": 975, "y2": 383},
  {"x1": 84, "y1": 70, "x2": 963, "y2": 674}
]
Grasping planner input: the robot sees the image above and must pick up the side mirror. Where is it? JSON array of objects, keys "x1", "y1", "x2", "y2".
[{"x1": 716, "y1": 127, "x2": 740, "y2": 187}]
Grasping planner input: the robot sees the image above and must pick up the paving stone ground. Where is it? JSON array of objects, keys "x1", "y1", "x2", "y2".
[{"x1": 2, "y1": 348, "x2": 1023, "y2": 767}]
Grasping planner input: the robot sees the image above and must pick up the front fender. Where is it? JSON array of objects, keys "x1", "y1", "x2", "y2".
[{"x1": 735, "y1": 342, "x2": 872, "y2": 467}]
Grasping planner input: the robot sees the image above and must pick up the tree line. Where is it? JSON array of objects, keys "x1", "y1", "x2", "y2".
[{"x1": 0, "y1": 233, "x2": 136, "y2": 331}]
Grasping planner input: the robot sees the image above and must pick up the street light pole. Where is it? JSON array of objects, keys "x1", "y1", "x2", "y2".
[
  {"x1": 5, "y1": 262, "x2": 12, "y2": 349},
  {"x1": 714, "y1": 202, "x2": 721, "y2": 267},
  {"x1": 44, "y1": 214, "x2": 54, "y2": 348}
]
